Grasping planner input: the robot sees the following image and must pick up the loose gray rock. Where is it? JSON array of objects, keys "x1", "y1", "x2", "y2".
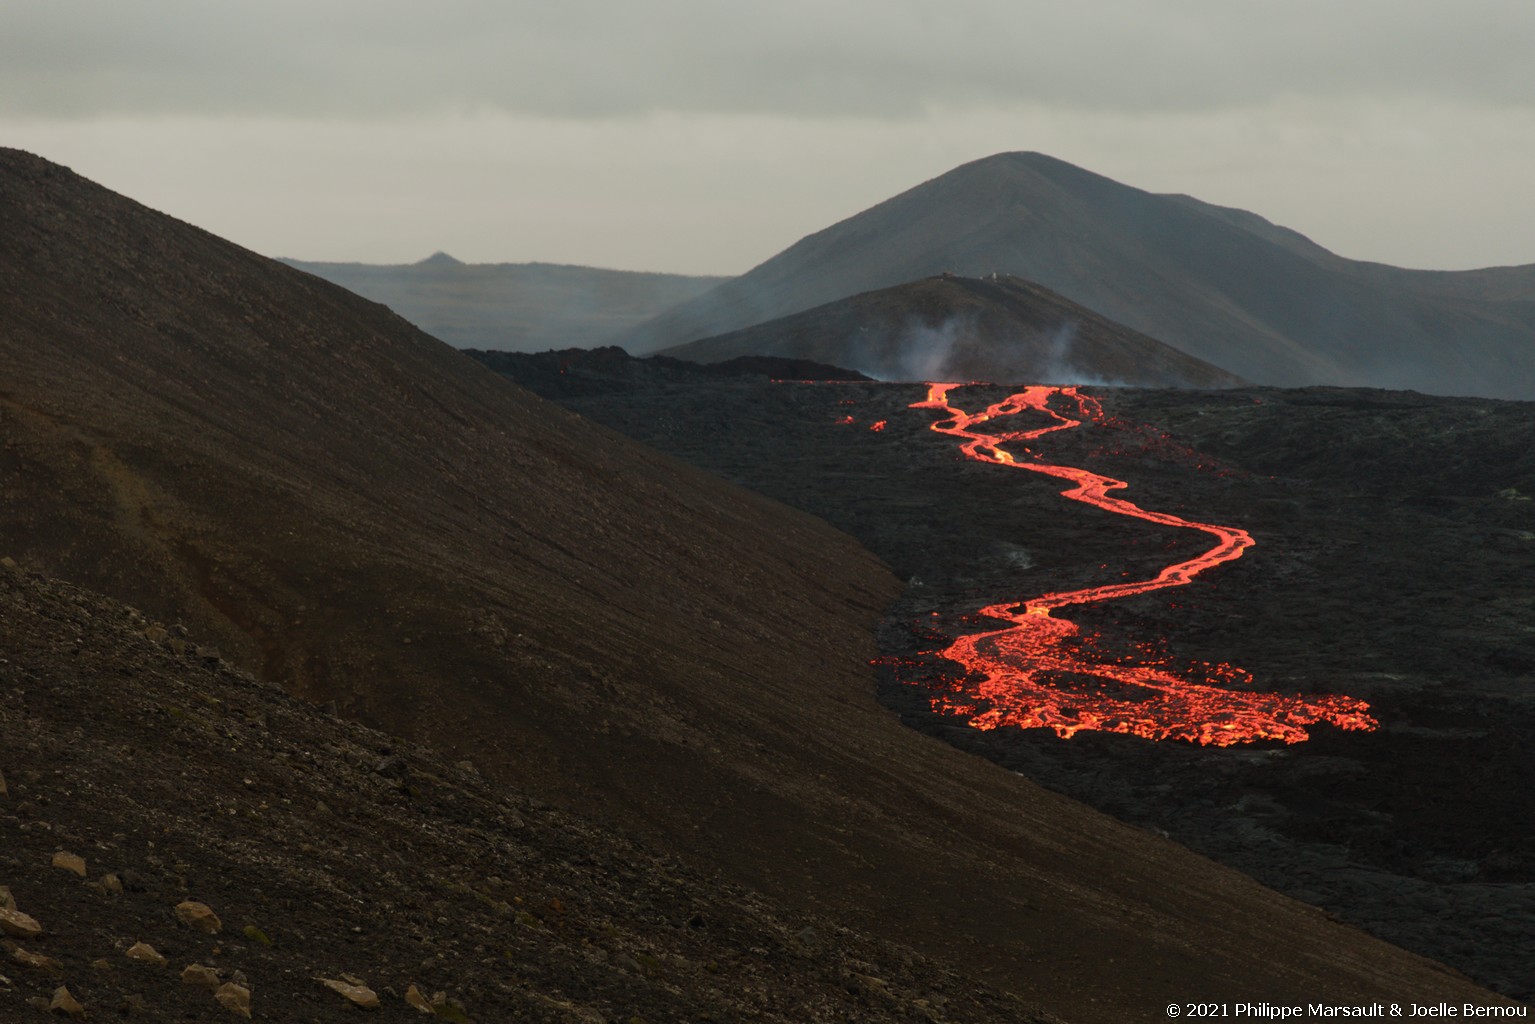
[
  {"x1": 175, "y1": 900, "x2": 222, "y2": 934},
  {"x1": 51, "y1": 850, "x2": 86, "y2": 877},
  {"x1": 181, "y1": 963, "x2": 222, "y2": 989},
  {"x1": 215, "y1": 981, "x2": 252, "y2": 1018},
  {"x1": 0, "y1": 907, "x2": 42, "y2": 938},
  {"x1": 318, "y1": 976, "x2": 380, "y2": 1009},
  {"x1": 49, "y1": 984, "x2": 86, "y2": 1019},
  {"x1": 125, "y1": 941, "x2": 167, "y2": 966}
]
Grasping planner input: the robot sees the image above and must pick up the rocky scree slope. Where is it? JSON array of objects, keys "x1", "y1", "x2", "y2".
[{"x1": 0, "y1": 558, "x2": 1042, "y2": 1022}]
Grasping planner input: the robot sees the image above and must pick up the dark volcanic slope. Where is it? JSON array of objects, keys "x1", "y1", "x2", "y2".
[
  {"x1": 467, "y1": 346, "x2": 873, "y2": 403},
  {"x1": 0, "y1": 560, "x2": 1036, "y2": 1023},
  {"x1": 284, "y1": 252, "x2": 725, "y2": 351},
  {"x1": 0, "y1": 148, "x2": 1509, "y2": 1020},
  {"x1": 627, "y1": 151, "x2": 1535, "y2": 398},
  {"x1": 662, "y1": 273, "x2": 1246, "y2": 387}
]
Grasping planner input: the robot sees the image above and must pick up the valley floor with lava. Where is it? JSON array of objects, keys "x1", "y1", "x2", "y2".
[{"x1": 482, "y1": 350, "x2": 1535, "y2": 1000}]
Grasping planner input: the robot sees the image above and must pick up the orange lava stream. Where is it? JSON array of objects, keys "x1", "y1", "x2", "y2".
[{"x1": 908, "y1": 383, "x2": 1377, "y2": 746}]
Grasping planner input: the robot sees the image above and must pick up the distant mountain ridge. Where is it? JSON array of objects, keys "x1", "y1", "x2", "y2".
[
  {"x1": 283, "y1": 253, "x2": 725, "y2": 351},
  {"x1": 626, "y1": 152, "x2": 1535, "y2": 398},
  {"x1": 662, "y1": 273, "x2": 1247, "y2": 387}
]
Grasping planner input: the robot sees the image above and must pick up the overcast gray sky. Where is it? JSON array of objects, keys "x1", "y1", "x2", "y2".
[{"x1": 5, "y1": 0, "x2": 1533, "y2": 274}]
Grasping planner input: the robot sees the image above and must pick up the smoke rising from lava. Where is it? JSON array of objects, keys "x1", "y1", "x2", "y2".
[
  {"x1": 851, "y1": 314, "x2": 975, "y2": 381},
  {"x1": 847, "y1": 315, "x2": 1129, "y2": 386}
]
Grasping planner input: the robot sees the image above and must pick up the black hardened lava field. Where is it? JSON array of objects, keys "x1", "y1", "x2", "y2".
[{"x1": 478, "y1": 349, "x2": 1535, "y2": 999}]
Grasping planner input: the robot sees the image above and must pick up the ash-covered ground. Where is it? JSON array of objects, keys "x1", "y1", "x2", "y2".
[{"x1": 478, "y1": 350, "x2": 1535, "y2": 999}]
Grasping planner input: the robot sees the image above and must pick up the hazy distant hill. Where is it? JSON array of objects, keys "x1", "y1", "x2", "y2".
[
  {"x1": 663, "y1": 272, "x2": 1246, "y2": 387},
  {"x1": 283, "y1": 252, "x2": 725, "y2": 350},
  {"x1": 0, "y1": 148, "x2": 1505, "y2": 1020},
  {"x1": 626, "y1": 152, "x2": 1535, "y2": 399}
]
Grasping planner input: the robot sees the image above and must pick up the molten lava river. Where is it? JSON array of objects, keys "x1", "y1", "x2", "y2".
[{"x1": 900, "y1": 383, "x2": 1377, "y2": 746}]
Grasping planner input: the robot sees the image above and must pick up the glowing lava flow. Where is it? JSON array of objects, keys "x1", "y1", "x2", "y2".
[{"x1": 907, "y1": 383, "x2": 1377, "y2": 746}]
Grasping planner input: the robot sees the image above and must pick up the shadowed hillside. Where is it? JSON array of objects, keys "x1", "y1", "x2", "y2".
[
  {"x1": 0, "y1": 560, "x2": 1042, "y2": 1022},
  {"x1": 0, "y1": 148, "x2": 1511, "y2": 1020},
  {"x1": 282, "y1": 252, "x2": 725, "y2": 351},
  {"x1": 626, "y1": 152, "x2": 1535, "y2": 398},
  {"x1": 663, "y1": 273, "x2": 1246, "y2": 387}
]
